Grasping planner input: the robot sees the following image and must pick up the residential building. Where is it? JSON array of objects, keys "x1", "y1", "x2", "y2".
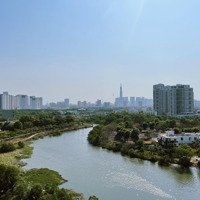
[
  {"x1": 153, "y1": 84, "x2": 194, "y2": 116},
  {"x1": 194, "y1": 100, "x2": 200, "y2": 109},
  {"x1": 0, "y1": 92, "x2": 17, "y2": 110},
  {"x1": 158, "y1": 131, "x2": 200, "y2": 146},
  {"x1": 16, "y1": 95, "x2": 29, "y2": 109},
  {"x1": 96, "y1": 99, "x2": 102, "y2": 107},
  {"x1": 64, "y1": 99, "x2": 70, "y2": 108},
  {"x1": 130, "y1": 97, "x2": 135, "y2": 107},
  {"x1": 30, "y1": 96, "x2": 43, "y2": 109}
]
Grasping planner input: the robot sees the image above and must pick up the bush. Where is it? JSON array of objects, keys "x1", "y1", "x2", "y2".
[
  {"x1": 130, "y1": 127, "x2": 140, "y2": 141},
  {"x1": 0, "y1": 142, "x2": 16, "y2": 153},
  {"x1": 89, "y1": 196, "x2": 99, "y2": 200},
  {"x1": 18, "y1": 141, "x2": 25, "y2": 149},
  {"x1": 13, "y1": 121, "x2": 23, "y2": 130},
  {"x1": 129, "y1": 149, "x2": 136, "y2": 158},
  {"x1": 178, "y1": 156, "x2": 192, "y2": 167},
  {"x1": 173, "y1": 127, "x2": 180, "y2": 134},
  {"x1": 112, "y1": 142, "x2": 123, "y2": 152},
  {"x1": 158, "y1": 156, "x2": 171, "y2": 166},
  {"x1": 0, "y1": 165, "x2": 19, "y2": 196}
]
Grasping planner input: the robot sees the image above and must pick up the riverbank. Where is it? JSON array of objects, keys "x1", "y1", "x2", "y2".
[
  {"x1": 0, "y1": 124, "x2": 94, "y2": 200},
  {"x1": 88, "y1": 125, "x2": 200, "y2": 168},
  {"x1": 0, "y1": 123, "x2": 92, "y2": 167},
  {"x1": 23, "y1": 126, "x2": 200, "y2": 200}
]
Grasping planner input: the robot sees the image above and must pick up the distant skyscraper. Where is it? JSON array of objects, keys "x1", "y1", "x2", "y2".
[
  {"x1": 30, "y1": 96, "x2": 43, "y2": 109},
  {"x1": 130, "y1": 97, "x2": 135, "y2": 107},
  {"x1": 16, "y1": 95, "x2": 29, "y2": 109},
  {"x1": 96, "y1": 99, "x2": 102, "y2": 107},
  {"x1": 153, "y1": 84, "x2": 194, "y2": 116},
  {"x1": 64, "y1": 99, "x2": 70, "y2": 108},
  {"x1": 115, "y1": 85, "x2": 129, "y2": 107},
  {"x1": 0, "y1": 92, "x2": 17, "y2": 110},
  {"x1": 0, "y1": 91, "x2": 44, "y2": 110},
  {"x1": 120, "y1": 84, "x2": 123, "y2": 98},
  {"x1": 77, "y1": 101, "x2": 87, "y2": 108}
]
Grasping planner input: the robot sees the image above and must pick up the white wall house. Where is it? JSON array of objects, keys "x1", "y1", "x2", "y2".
[{"x1": 158, "y1": 131, "x2": 200, "y2": 146}]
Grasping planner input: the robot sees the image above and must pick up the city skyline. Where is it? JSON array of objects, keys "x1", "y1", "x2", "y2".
[
  {"x1": 0, "y1": 87, "x2": 154, "y2": 105},
  {"x1": 1, "y1": 1, "x2": 200, "y2": 102}
]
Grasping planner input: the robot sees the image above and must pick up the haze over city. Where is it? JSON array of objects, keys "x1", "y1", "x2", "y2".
[{"x1": 1, "y1": 0, "x2": 200, "y2": 103}]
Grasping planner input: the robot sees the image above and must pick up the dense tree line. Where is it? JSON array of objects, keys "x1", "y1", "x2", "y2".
[
  {"x1": 87, "y1": 112, "x2": 200, "y2": 168},
  {"x1": 0, "y1": 111, "x2": 84, "y2": 140},
  {"x1": 86, "y1": 111, "x2": 200, "y2": 133}
]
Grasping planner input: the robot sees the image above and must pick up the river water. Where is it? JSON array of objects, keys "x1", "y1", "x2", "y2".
[{"x1": 23, "y1": 128, "x2": 200, "y2": 200}]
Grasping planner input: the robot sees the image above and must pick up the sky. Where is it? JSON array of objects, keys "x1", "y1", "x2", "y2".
[{"x1": 0, "y1": 0, "x2": 200, "y2": 103}]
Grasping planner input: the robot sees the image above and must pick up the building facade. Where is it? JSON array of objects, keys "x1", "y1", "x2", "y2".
[
  {"x1": 30, "y1": 96, "x2": 43, "y2": 109},
  {"x1": 153, "y1": 84, "x2": 194, "y2": 116},
  {"x1": 0, "y1": 92, "x2": 17, "y2": 110},
  {"x1": 0, "y1": 92, "x2": 43, "y2": 110},
  {"x1": 16, "y1": 95, "x2": 29, "y2": 109},
  {"x1": 158, "y1": 131, "x2": 200, "y2": 146}
]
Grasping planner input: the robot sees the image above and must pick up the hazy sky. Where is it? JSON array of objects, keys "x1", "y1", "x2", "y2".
[{"x1": 0, "y1": 0, "x2": 200, "y2": 103}]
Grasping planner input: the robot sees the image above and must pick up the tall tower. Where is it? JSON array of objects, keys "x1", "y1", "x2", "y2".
[{"x1": 120, "y1": 84, "x2": 123, "y2": 98}]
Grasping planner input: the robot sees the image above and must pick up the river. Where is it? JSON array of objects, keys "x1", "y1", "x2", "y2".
[{"x1": 23, "y1": 128, "x2": 200, "y2": 200}]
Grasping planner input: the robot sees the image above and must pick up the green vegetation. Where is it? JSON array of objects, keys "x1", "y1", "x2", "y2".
[
  {"x1": 18, "y1": 141, "x2": 25, "y2": 148},
  {"x1": 22, "y1": 168, "x2": 67, "y2": 187},
  {"x1": 87, "y1": 112, "x2": 200, "y2": 168},
  {"x1": 89, "y1": 196, "x2": 99, "y2": 200},
  {"x1": 0, "y1": 110, "x2": 98, "y2": 200},
  {"x1": 0, "y1": 164, "x2": 82, "y2": 200},
  {"x1": 0, "y1": 110, "x2": 88, "y2": 140},
  {"x1": 0, "y1": 142, "x2": 16, "y2": 153}
]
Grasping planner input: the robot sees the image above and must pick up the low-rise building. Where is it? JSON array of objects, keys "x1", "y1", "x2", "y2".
[{"x1": 158, "y1": 131, "x2": 200, "y2": 146}]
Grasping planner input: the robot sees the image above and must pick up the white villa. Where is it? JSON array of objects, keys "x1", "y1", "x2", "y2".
[{"x1": 158, "y1": 131, "x2": 200, "y2": 146}]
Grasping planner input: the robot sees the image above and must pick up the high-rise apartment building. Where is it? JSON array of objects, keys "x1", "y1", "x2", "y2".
[
  {"x1": 130, "y1": 97, "x2": 135, "y2": 107},
  {"x1": 64, "y1": 99, "x2": 70, "y2": 108},
  {"x1": 153, "y1": 84, "x2": 194, "y2": 116},
  {"x1": 30, "y1": 96, "x2": 43, "y2": 109},
  {"x1": 16, "y1": 95, "x2": 29, "y2": 109},
  {"x1": 0, "y1": 92, "x2": 17, "y2": 110},
  {"x1": 0, "y1": 91, "x2": 43, "y2": 110},
  {"x1": 95, "y1": 99, "x2": 102, "y2": 107}
]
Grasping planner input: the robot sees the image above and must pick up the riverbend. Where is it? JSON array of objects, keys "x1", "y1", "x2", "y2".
[{"x1": 23, "y1": 128, "x2": 200, "y2": 200}]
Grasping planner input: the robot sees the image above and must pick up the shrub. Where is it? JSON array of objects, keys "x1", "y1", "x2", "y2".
[
  {"x1": 18, "y1": 141, "x2": 25, "y2": 149},
  {"x1": 158, "y1": 156, "x2": 171, "y2": 166},
  {"x1": 89, "y1": 196, "x2": 99, "y2": 200},
  {"x1": 130, "y1": 127, "x2": 140, "y2": 141},
  {"x1": 178, "y1": 156, "x2": 192, "y2": 167},
  {"x1": 0, "y1": 142, "x2": 16, "y2": 153},
  {"x1": 0, "y1": 165, "x2": 19, "y2": 196},
  {"x1": 13, "y1": 121, "x2": 23, "y2": 130}
]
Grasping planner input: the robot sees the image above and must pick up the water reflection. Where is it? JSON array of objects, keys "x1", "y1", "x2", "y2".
[{"x1": 158, "y1": 165, "x2": 195, "y2": 185}]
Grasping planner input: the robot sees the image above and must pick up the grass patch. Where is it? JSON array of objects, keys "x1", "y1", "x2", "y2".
[
  {"x1": 22, "y1": 168, "x2": 67, "y2": 187},
  {"x1": 0, "y1": 149, "x2": 23, "y2": 167},
  {"x1": 0, "y1": 142, "x2": 33, "y2": 167},
  {"x1": 20, "y1": 146, "x2": 33, "y2": 159}
]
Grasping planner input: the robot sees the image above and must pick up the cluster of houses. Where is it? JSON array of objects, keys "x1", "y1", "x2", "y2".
[{"x1": 158, "y1": 131, "x2": 200, "y2": 146}]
